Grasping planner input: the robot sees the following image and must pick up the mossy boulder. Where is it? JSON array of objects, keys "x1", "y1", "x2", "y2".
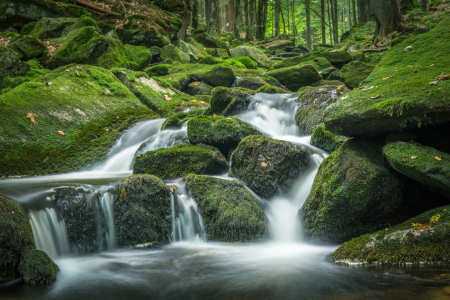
[
  {"x1": 331, "y1": 205, "x2": 450, "y2": 264},
  {"x1": 51, "y1": 15, "x2": 102, "y2": 44},
  {"x1": 208, "y1": 87, "x2": 257, "y2": 116},
  {"x1": 185, "y1": 174, "x2": 266, "y2": 242},
  {"x1": 233, "y1": 56, "x2": 258, "y2": 69},
  {"x1": 230, "y1": 46, "x2": 274, "y2": 69},
  {"x1": 29, "y1": 17, "x2": 78, "y2": 40},
  {"x1": 0, "y1": 1, "x2": 64, "y2": 28},
  {"x1": 18, "y1": 246, "x2": 59, "y2": 284},
  {"x1": 0, "y1": 59, "x2": 49, "y2": 95},
  {"x1": 193, "y1": 32, "x2": 227, "y2": 49},
  {"x1": 160, "y1": 44, "x2": 190, "y2": 64},
  {"x1": 0, "y1": 65, "x2": 158, "y2": 177},
  {"x1": 7, "y1": 36, "x2": 46, "y2": 60},
  {"x1": 383, "y1": 142, "x2": 450, "y2": 198},
  {"x1": 117, "y1": 30, "x2": 171, "y2": 48},
  {"x1": 275, "y1": 51, "x2": 352, "y2": 69},
  {"x1": 300, "y1": 139, "x2": 405, "y2": 244},
  {"x1": 300, "y1": 57, "x2": 336, "y2": 79},
  {"x1": 133, "y1": 143, "x2": 228, "y2": 178},
  {"x1": 229, "y1": 135, "x2": 309, "y2": 199},
  {"x1": 310, "y1": 124, "x2": 348, "y2": 153},
  {"x1": 187, "y1": 81, "x2": 213, "y2": 95},
  {"x1": 326, "y1": 70, "x2": 342, "y2": 81},
  {"x1": 159, "y1": 72, "x2": 190, "y2": 90},
  {"x1": 161, "y1": 108, "x2": 205, "y2": 130},
  {"x1": 311, "y1": 79, "x2": 345, "y2": 87},
  {"x1": 340, "y1": 61, "x2": 375, "y2": 89},
  {"x1": 114, "y1": 174, "x2": 171, "y2": 246},
  {"x1": 125, "y1": 44, "x2": 152, "y2": 71},
  {"x1": 324, "y1": 17, "x2": 450, "y2": 138},
  {"x1": 233, "y1": 76, "x2": 270, "y2": 91},
  {"x1": 0, "y1": 46, "x2": 30, "y2": 78},
  {"x1": 256, "y1": 85, "x2": 289, "y2": 94},
  {"x1": 146, "y1": 64, "x2": 171, "y2": 77},
  {"x1": 202, "y1": 65, "x2": 236, "y2": 87},
  {"x1": 295, "y1": 85, "x2": 351, "y2": 135},
  {"x1": 266, "y1": 65, "x2": 322, "y2": 91}
]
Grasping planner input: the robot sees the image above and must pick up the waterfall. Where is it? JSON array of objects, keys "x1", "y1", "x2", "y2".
[
  {"x1": 170, "y1": 182, "x2": 206, "y2": 243},
  {"x1": 29, "y1": 208, "x2": 69, "y2": 258},
  {"x1": 98, "y1": 192, "x2": 116, "y2": 251},
  {"x1": 135, "y1": 123, "x2": 188, "y2": 157}
]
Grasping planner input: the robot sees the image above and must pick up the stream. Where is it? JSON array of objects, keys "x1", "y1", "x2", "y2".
[{"x1": 1, "y1": 93, "x2": 449, "y2": 300}]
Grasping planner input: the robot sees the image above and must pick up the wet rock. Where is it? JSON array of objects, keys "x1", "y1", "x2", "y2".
[
  {"x1": 187, "y1": 81, "x2": 213, "y2": 95},
  {"x1": 19, "y1": 246, "x2": 59, "y2": 284},
  {"x1": 229, "y1": 135, "x2": 309, "y2": 199},
  {"x1": 114, "y1": 175, "x2": 171, "y2": 246},
  {"x1": 0, "y1": 46, "x2": 30, "y2": 78},
  {"x1": 192, "y1": 32, "x2": 227, "y2": 49},
  {"x1": 326, "y1": 70, "x2": 342, "y2": 81},
  {"x1": 230, "y1": 46, "x2": 274, "y2": 69},
  {"x1": 29, "y1": 17, "x2": 77, "y2": 40},
  {"x1": 275, "y1": 51, "x2": 352, "y2": 69},
  {"x1": 117, "y1": 30, "x2": 171, "y2": 48},
  {"x1": 311, "y1": 79, "x2": 345, "y2": 87},
  {"x1": 161, "y1": 108, "x2": 205, "y2": 130},
  {"x1": 8, "y1": 36, "x2": 46, "y2": 60},
  {"x1": 146, "y1": 64, "x2": 171, "y2": 77},
  {"x1": 208, "y1": 87, "x2": 256, "y2": 116},
  {"x1": 310, "y1": 124, "x2": 348, "y2": 153},
  {"x1": 233, "y1": 76, "x2": 270, "y2": 91},
  {"x1": 134, "y1": 143, "x2": 228, "y2": 178},
  {"x1": 135, "y1": 130, "x2": 189, "y2": 157},
  {"x1": 255, "y1": 85, "x2": 289, "y2": 94},
  {"x1": 0, "y1": 1, "x2": 63, "y2": 28},
  {"x1": 202, "y1": 65, "x2": 236, "y2": 87},
  {"x1": 185, "y1": 174, "x2": 266, "y2": 242},
  {"x1": 340, "y1": 61, "x2": 375, "y2": 89},
  {"x1": 161, "y1": 44, "x2": 190, "y2": 64},
  {"x1": 266, "y1": 65, "x2": 322, "y2": 95}
]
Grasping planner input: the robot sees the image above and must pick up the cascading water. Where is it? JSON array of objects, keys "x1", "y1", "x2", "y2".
[
  {"x1": 135, "y1": 123, "x2": 189, "y2": 157},
  {"x1": 98, "y1": 192, "x2": 116, "y2": 251}
]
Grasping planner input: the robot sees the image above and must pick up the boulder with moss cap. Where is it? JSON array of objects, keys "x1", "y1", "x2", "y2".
[{"x1": 231, "y1": 46, "x2": 274, "y2": 69}]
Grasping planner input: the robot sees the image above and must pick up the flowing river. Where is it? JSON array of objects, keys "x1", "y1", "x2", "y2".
[{"x1": 1, "y1": 93, "x2": 449, "y2": 300}]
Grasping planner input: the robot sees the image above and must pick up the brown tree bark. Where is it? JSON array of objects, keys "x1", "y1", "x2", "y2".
[
  {"x1": 357, "y1": 0, "x2": 367, "y2": 23},
  {"x1": 275, "y1": 0, "x2": 280, "y2": 36},
  {"x1": 421, "y1": 0, "x2": 428, "y2": 11},
  {"x1": 372, "y1": 0, "x2": 404, "y2": 37},
  {"x1": 306, "y1": 0, "x2": 312, "y2": 50},
  {"x1": 229, "y1": 0, "x2": 235, "y2": 32},
  {"x1": 234, "y1": 0, "x2": 242, "y2": 38}
]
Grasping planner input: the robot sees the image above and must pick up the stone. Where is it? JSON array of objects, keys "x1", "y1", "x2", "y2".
[
  {"x1": 275, "y1": 51, "x2": 352, "y2": 69},
  {"x1": 340, "y1": 61, "x2": 375, "y2": 89},
  {"x1": 0, "y1": 46, "x2": 30, "y2": 78},
  {"x1": 208, "y1": 87, "x2": 257, "y2": 116},
  {"x1": 233, "y1": 76, "x2": 270, "y2": 90},
  {"x1": 193, "y1": 32, "x2": 227, "y2": 49},
  {"x1": 202, "y1": 65, "x2": 236, "y2": 87},
  {"x1": 266, "y1": 65, "x2": 322, "y2": 91},
  {"x1": 160, "y1": 44, "x2": 190, "y2": 64},
  {"x1": 29, "y1": 17, "x2": 77, "y2": 40},
  {"x1": 0, "y1": 1, "x2": 62, "y2": 28},
  {"x1": 310, "y1": 124, "x2": 348, "y2": 153},
  {"x1": 230, "y1": 46, "x2": 274, "y2": 69},
  {"x1": 187, "y1": 81, "x2": 213, "y2": 95}
]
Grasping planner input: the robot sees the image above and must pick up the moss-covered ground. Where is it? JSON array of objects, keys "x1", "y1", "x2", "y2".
[{"x1": 310, "y1": 124, "x2": 348, "y2": 153}]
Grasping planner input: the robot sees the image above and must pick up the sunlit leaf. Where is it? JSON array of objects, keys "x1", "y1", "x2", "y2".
[
  {"x1": 371, "y1": 94, "x2": 381, "y2": 99},
  {"x1": 435, "y1": 156, "x2": 442, "y2": 161},
  {"x1": 261, "y1": 162, "x2": 267, "y2": 167},
  {"x1": 119, "y1": 188, "x2": 126, "y2": 201},
  {"x1": 194, "y1": 81, "x2": 199, "y2": 86},
  {"x1": 58, "y1": 131, "x2": 65, "y2": 136},
  {"x1": 430, "y1": 214, "x2": 441, "y2": 223},
  {"x1": 411, "y1": 156, "x2": 417, "y2": 159},
  {"x1": 76, "y1": 70, "x2": 80, "y2": 77},
  {"x1": 27, "y1": 113, "x2": 35, "y2": 123}
]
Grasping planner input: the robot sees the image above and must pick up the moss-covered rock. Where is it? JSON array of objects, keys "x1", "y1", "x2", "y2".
[
  {"x1": 192, "y1": 32, "x2": 227, "y2": 49},
  {"x1": 19, "y1": 246, "x2": 59, "y2": 284},
  {"x1": 0, "y1": 1, "x2": 66, "y2": 28},
  {"x1": 255, "y1": 85, "x2": 289, "y2": 94},
  {"x1": 310, "y1": 124, "x2": 348, "y2": 153},
  {"x1": 187, "y1": 115, "x2": 261, "y2": 155},
  {"x1": 0, "y1": 46, "x2": 30, "y2": 78},
  {"x1": 232, "y1": 56, "x2": 258, "y2": 69},
  {"x1": 383, "y1": 142, "x2": 450, "y2": 198},
  {"x1": 0, "y1": 59, "x2": 49, "y2": 95},
  {"x1": 202, "y1": 65, "x2": 236, "y2": 87},
  {"x1": 326, "y1": 70, "x2": 342, "y2": 81},
  {"x1": 160, "y1": 44, "x2": 190, "y2": 64},
  {"x1": 230, "y1": 46, "x2": 274, "y2": 69},
  {"x1": 208, "y1": 86, "x2": 256, "y2": 116},
  {"x1": 185, "y1": 174, "x2": 266, "y2": 242},
  {"x1": 233, "y1": 76, "x2": 270, "y2": 90},
  {"x1": 391, "y1": 35, "x2": 409, "y2": 46},
  {"x1": 229, "y1": 135, "x2": 309, "y2": 199},
  {"x1": 29, "y1": 17, "x2": 77, "y2": 40},
  {"x1": 300, "y1": 57, "x2": 336, "y2": 79},
  {"x1": 158, "y1": 72, "x2": 190, "y2": 90},
  {"x1": 324, "y1": 17, "x2": 450, "y2": 138},
  {"x1": 340, "y1": 61, "x2": 375, "y2": 89},
  {"x1": 310, "y1": 79, "x2": 345, "y2": 87},
  {"x1": 187, "y1": 81, "x2": 213, "y2": 95},
  {"x1": 114, "y1": 174, "x2": 171, "y2": 246},
  {"x1": 300, "y1": 139, "x2": 405, "y2": 244},
  {"x1": 146, "y1": 64, "x2": 171, "y2": 77},
  {"x1": 295, "y1": 85, "x2": 350, "y2": 135},
  {"x1": 331, "y1": 205, "x2": 450, "y2": 264},
  {"x1": 133, "y1": 143, "x2": 228, "y2": 178},
  {"x1": 7, "y1": 35, "x2": 46, "y2": 60},
  {"x1": 275, "y1": 51, "x2": 352, "y2": 69},
  {"x1": 161, "y1": 108, "x2": 205, "y2": 130},
  {"x1": 117, "y1": 31, "x2": 171, "y2": 49},
  {"x1": 125, "y1": 44, "x2": 152, "y2": 71},
  {"x1": 0, "y1": 65, "x2": 159, "y2": 177},
  {"x1": 266, "y1": 65, "x2": 322, "y2": 91}
]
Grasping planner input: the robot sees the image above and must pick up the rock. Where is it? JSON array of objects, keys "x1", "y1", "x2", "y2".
[
  {"x1": 266, "y1": 65, "x2": 322, "y2": 92},
  {"x1": 114, "y1": 175, "x2": 171, "y2": 246},
  {"x1": 296, "y1": 85, "x2": 350, "y2": 135},
  {"x1": 161, "y1": 108, "x2": 205, "y2": 130},
  {"x1": 8, "y1": 36, "x2": 46, "y2": 60},
  {"x1": 256, "y1": 85, "x2": 289, "y2": 94},
  {"x1": 0, "y1": 46, "x2": 30, "y2": 78},
  {"x1": 187, "y1": 81, "x2": 213, "y2": 95},
  {"x1": 146, "y1": 64, "x2": 171, "y2": 77},
  {"x1": 160, "y1": 44, "x2": 190, "y2": 64},
  {"x1": 186, "y1": 37, "x2": 205, "y2": 52},
  {"x1": 413, "y1": 27, "x2": 429, "y2": 35},
  {"x1": 326, "y1": 70, "x2": 342, "y2": 81},
  {"x1": 230, "y1": 46, "x2": 274, "y2": 69},
  {"x1": 310, "y1": 79, "x2": 345, "y2": 87},
  {"x1": 232, "y1": 56, "x2": 258, "y2": 69},
  {"x1": 149, "y1": 46, "x2": 162, "y2": 59},
  {"x1": 133, "y1": 143, "x2": 228, "y2": 178},
  {"x1": 348, "y1": 43, "x2": 363, "y2": 52},
  {"x1": 300, "y1": 139, "x2": 405, "y2": 243},
  {"x1": 264, "y1": 40, "x2": 295, "y2": 51},
  {"x1": 159, "y1": 72, "x2": 190, "y2": 91},
  {"x1": 187, "y1": 115, "x2": 261, "y2": 155},
  {"x1": 202, "y1": 65, "x2": 236, "y2": 87},
  {"x1": 56, "y1": 15, "x2": 101, "y2": 43},
  {"x1": 216, "y1": 48, "x2": 229, "y2": 59},
  {"x1": 323, "y1": 17, "x2": 450, "y2": 138},
  {"x1": 193, "y1": 32, "x2": 227, "y2": 49},
  {"x1": 350, "y1": 51, "x2": 367, "y2": 62},
  {"x1": 229, "y1": 135, "x2": 309, "y2": 199},
  {"x1": 0, "y1": 1, "x2": 63, "y2": 28},
  {"x1": 391, "y1": 35, "x2": 408, "y2": 46},
  {"x1": 331, "y1": 205, "x2": 450, "y2": 264},
  {"x1": 29, "y1": 17, "x2": 77, "y2": 40},
  {"x1": 185, "y1": 174, "x2": 266, "y2": 242},
  {"x1": 383, "y1": 142, "x2": 450, "y2": 198},
  {"x1": 275, "y1": 51, "x2": 352, "y2": 69},
  {"x1": 135, "y1": 131, "x2": 189, "y2": 157},
  {"x1": 208, "y1": 87, "x2": 257, "y2": 116},
  {"x1": 125, "y1": 44, "x2": 152, "y2": 71},
  {"x1": 19, "y1": 246, "x2": 59, "y2": 284},
  {"x1": 173, "y1": 39, "x2": 194, "y2": 55},
  {"x1": 300, "y1": 57, "x2": 336, "y2": 79},
  {"x1": 340, "y1": 61, "x2": 375, "y2": 89},
  {"x1": 233, "y1": 76, "x2": 270, "y2": 90},
  {"x1": 310, "y1": 124, "x2": 348, "y2": 153},
  {"x1": 117, "y1": 30, "x2": 171, "y2": 48}
]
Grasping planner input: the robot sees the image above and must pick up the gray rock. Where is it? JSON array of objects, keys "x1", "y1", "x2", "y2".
[
  {"x1": 0, "y1": 46, "x2": 30, "y2": 78},
  {"x1": 231, "y1": 46, "x2": 274, "y2": 69},
  {"x1": 29, "y1": 17, "x2": 77, "y2": 40}
]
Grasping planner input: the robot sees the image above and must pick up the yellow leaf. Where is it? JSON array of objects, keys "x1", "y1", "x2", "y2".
[
  {"x1": 443, "y1": 209, "x2": 447, "y2": 211},
  {"x1": 194, "y1": 81, "x2": 199, "y2": 86},
  {"x1": 191, "y1": 100, "x2": 196, "y2": 103},
  {"x1": 27, "y1": 113, "x2": 35, "y2": 123},
  {"x1": 435, "y1": 156, "x2": 441, "y2": 161},
  {"x1": 385, "y1": 228, "x2": 389, "y2": 231},
  {"x1": 338, "y1": 85, "x2": 343, "y2": 89},
  {"x1": 164, "y1": 95, "x2": 171, "y2": 101},
  {"x1": 371, "y1": 94, "x2": 381, "y2": 99},
  {"x1": 76, "y1": 70, "x2": 80, "y2": 77},
  {"x1": 65, "y1": 69, "x2": 70, "y2": 72},
  {"x1": 411, "y1": 156, "x2": 417, "y2": 159},
  {"x1": 213, "y1": 113, "x2": 218, "y2": 117},
  {"x1": 261, "y1": 162, "x2": 267, "y2": 167},
  {"x1": 58, "y1": 131, "x2": 65, "y2": 136},
  {"x1": 119, "y1": 188, "x2": 126, "y2": 201},
  {"x1": 430, "y1": 214, "x2": 441, "y2": 223}
]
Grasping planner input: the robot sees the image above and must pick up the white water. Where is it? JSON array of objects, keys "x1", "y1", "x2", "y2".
[
  {"x1": 135, "y1": 123, "x2": 188, "y2": 157},
  {"x1": 98, "y1": 192, "x2": 116, "y2": 250}
]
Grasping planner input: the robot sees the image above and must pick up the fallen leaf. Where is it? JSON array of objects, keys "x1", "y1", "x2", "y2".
[
  {"x1": 338, "y1": 85, "x2": 343, "y2": 89},
  {"x1": 444, "y1": 209, "x2": 447, "y2": 211},
  {"x1": 164, "y1": 95, "x2": 171, "y2": 101},
  {"x1": 119, "y1": 188, "x2": 126, "y2": 201},
  {"x1": 11, "y1": 211, "x2": 14, "y2": 215},
  {"x1": 194, "y1": 81, "x2": 199, "y2": 86},
  {"x1": 191, "y1": 100, "x2": 196, "y2": 103},
  {"x1": 430, "y1": 213, "x2": 441, "y2": 223},
  {"x1": 58, "y1": 131, "x2": 65, "y2": 136},
  {"x1": 411, "y1": 156, "x2": 417, "y2": 159},
  {"x1": 261, "y1": 162, "x2": 267, "y2": 167},
  {"x1": 407, "y1": 65, "x2": 413, "y2": 68},
  {"x1": 105, "y1": 128, "x2": 109, "y2": 131},
  {"x1": 385, "y1": 228, "x2": 389, "y2": 231},
  {"x1": 404, "y1": 46, "x2": 412, "y2": 52},
  {"x1": 341, "y1": 95, "x2": 349, "y2": 100},
  {"x1": 429, "y1": 81, "x2": 438, "y2": 85},
  {"x1": 65, "y1": 69, "x2": 70, "y2": 72},
  {"x1": 43, "y1": 74, "x2": 47, "y2": 78},
  {"x1": 76, "y1": 70, "x2": 80, "y2": 76},
  {"x1": 435, "y1": 156, "x2": 441, "y2": 161},
  {"x1": 117, "y1": 116, "x2": 120, "y2": 119},
  {"x1": 27, "y1": 113, "x2": 35, "y2": 123},
  {"x1": 371, "y1": 94, "x2": 381, "y2": 99},
  {"x1": 431, "y1": 64, "x2": 435, "y2": 67},
  {"x1": 213, "y1": 113, "x2": 218, "y2": 117}
]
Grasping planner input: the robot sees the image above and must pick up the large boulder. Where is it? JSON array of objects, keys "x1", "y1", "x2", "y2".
[
  {"x1": 29, "y1": 17, "x2": 77, "y2": 40},
  {"x1": 114, "y1": 175, "x2": 171, "y2": 246},
  {"x1": 187, "y1": 115, "x2": 261, "y2": 155},
  {"x1": 299, "y1": 139, "x2": 405, "y2": 244},
  {"x1": 208, "y1": 87, "x2": 256, "y2": 116},
  {"x1": 300, "y1": 57, "x2": 336, "y2": 79},
  {"x1": 53, "y1": 15, "x2": 102, "y2": 44},
  {"x1": 233, "y1": 76, "x2": 270, "y2": 90},
  {"x1": 256, "y1": 85, "x2": 289, "y2": 94},
  {"x1": 310, "y1": 124, "x2": 348, "y2": 153},
  {"x1": 331, "y1": 205, "x2": 450, "y2": 264},
  {"x1": 19, "y1": 246, "x2": 59, "y2": 284},
  {"x1": 8, "y1": 36, "x2": 46, "y2": 60},
  {"x1": 340, "y1": 61, "x2": 375, "y2": 89},
  {"x1": 160, "y1": 44, "x2": 190, "y2": 64},
  {"x1": 324, "y1": 17, "x2": 450, "y2": 138},
  {"x1": 187, "y1": 81, "x2": 213, "y2": 96},
  {"x1": 266, "y1": 65, "x2": 322, "y2": 91},
  {"x1": 0, "y1": 1, "x2": 63, "y2": 28},
  {"x1": 0, "y1": 46, "x2": 30, "y2": 78},
  {"x1": 185, "y1": 174, "x2": 266, "y2": 242},
  {"x1": 117, "y1": 30, "x2": 171, "y2": 48},
  {"x1": 133, "y1": 143, "x2": 228, "y2": 178},
  {"x1": 274, "y1": 51, "x2": 352, "y2": 69},
  {"x1": 230, "y1": 46, "x2": 274, "y2": 69},
  {"x1": 383, "y1": 142, "x2": 450, "y2": 198},
  {"x1": 202, "y1": 65, "x2": 236, "y2": 87},
  {"x1": 192, "y1": 32, "x2": 227, "y2": 49},
  {"x1": 295, "y1": 85, "x2": 351, "y2": 135},
  {"x1": 161, "y1": 108, "x2": 205, "y2": 130},
  {"x1": 229, "y1": 135, "x2": 309, "y2": 199}
]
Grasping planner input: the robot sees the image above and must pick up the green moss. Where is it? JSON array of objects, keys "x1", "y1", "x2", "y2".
[
  {"x1": 114, "y1": 174, "x2": 171, "y2": 246},
  {"x1": 185, "y1": 174, "x2": 266, "y2": 242},
  {"x1": 300, "y1": 139, "x2": 406, "y2": 244},
  {"x1": 324, "y1": 16, "x2": 450, "y2": 137},
  {"x1": 202, "y1": 65, "x2": 236, "y2": 87},
  {"x1": 310, "y1": 124, "x2": 348, "y2": 153},
  {"x1": 310, "y1": 79, "x2": 345, "y2": 87},
  {"x1": 331, "y1": 205, "x2": 450, "y2": 264},
  {"x1": 230, "y1": 46, "x2": 274, "y2": 69},
  {"x1": 160, "y1": 44, "x2": 189, "y2": 64},
  {"x1": 266, "y1": 65, "x2": 322, "y2": 91},
  {"x1": 229, "y1": 135, "x2": 309, "y2": 199},
  {"x1": 124, "y1": 44, "x2": 152, "y2": 71},
  {"x1": 256, "y1": 85, "x2": 288, "y2": 94},
  {"x1": 133, "y1": 143, "x2": 228, "y2": 178},
  {"x1": 161, "y1": 108, "x2": 205, "y2": 130},
  {"x1": 208, "y1": 86, "x2": 256, "y2": 116},
  {"x1": 0, "y1": 60, "x2": 49, "y2": 95},
  {"x1": 340, "y1": 61, "x2": 375, "y2": 89},
  {"x1": 232, "y1": 56, "x2": 258, "y2": 69},
  {"x1": 275, "y1": 51, "x2": 352, "y2": 69},
  {"x1": 146, "y1": 64, "x2": 172, "y2": 76},
  {"x1": 19, "y1": 246, "x2": 59, "y2": 284},
  {"x1": 20, "y1": 22, "x2": 37, "y2": 35},
  {"x1": 198, "y1": 55, "x2": 221, "y2": 65}
]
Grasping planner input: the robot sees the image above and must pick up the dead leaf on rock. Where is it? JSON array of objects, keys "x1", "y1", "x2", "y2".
[
  {"x1": 27, "y1": 113, "x2": 35, "y2": 123},
  {"x1": 65, "y1": 69, "x2": 70, "y2": 72},
  {"x1": 404, "y1": 46, "x2": 412, "y2": 51},
  {"x1": 371, "y1": 94, "x2": 381, "y2": 99},
  {"x1": 261, "y1": 162, "x2": 267, "y2": 167},
  {"x1": 76, "y1": 70, "x2": 80, "y2": 77},
  {"x1": 194, "y1": 81, "x2": 199, "y2": 86},
  {"x1": 435, "y1": 156, "x2": 442, "y2": 161},
  {"x1": 58, "y1": 131, "x2": 65, "y2": 136},
  {"x1": 411, "y1": 156, "x2": 417, "y2": 159},
  {"x1": 164, "y1": 95, "x2": 171, "y2": 101}
]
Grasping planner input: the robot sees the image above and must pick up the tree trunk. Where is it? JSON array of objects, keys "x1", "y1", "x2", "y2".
[
  {"x1": 234, "y1": 0, "x2": 242, "y2": 38},
  {"x1": 292, "y1": 0, "x2": 297, "y2": 44},
  {"x1": 348, "y1": 0, "x2": 352, "y2": 28},
  {"x1": 352, "y1": 0, "x2": 357, "y2": 25},
  {"x1": 306, "y1": 0, "x2": 312, "y2": 50},
  {"x1": 244, "y1": 0, "x2": 251, "y2": 41},
  {"x1": 373, "y1": 0, "x2": 404, "y2": 37},
  {"x1": 263, "y1": 0, "x2": 268, "y2": 38},
  {"x1": 275, "y1": 0, "x2": 280, "y2": 36},
  {"x1": 280, "y1": 9, "x2": 287, "y2": 36},
  {"x1": 327, "y1": 0, "x2": 333, "y2": 44},
  {"x1": 421, "y1": 0, "x2": 427, "y2": 11},
  {"x1": 206, "y1": 0, "x2": 211, "y2": 28},
  {"x1": 191, "y1": 0, "x2": 199, "y2": 30},
  {"x1": 400, "y1": 0, "x2": 415, "y2": 13},
  {"x1": 257, "y1": 0, "x2": 263, "y2": 39},
  {"x1": 357, "y1": 0, "x2": 367, "y2": 23},
  {"x1": 229, "y1": 0, "x2": 235, "y2": 32},
  {"x1": 332, "y1": 0, "x2": 339, "y2": 44},
  {"x1": 321, "y1": 0, "x2": 326, "y2": 44}
]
